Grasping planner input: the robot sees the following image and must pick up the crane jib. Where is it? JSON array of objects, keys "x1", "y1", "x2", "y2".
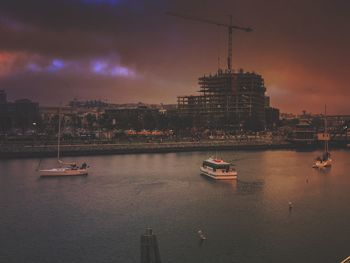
[{"x1": 167, "y1": 11, "x2": 253, "y2": 71}]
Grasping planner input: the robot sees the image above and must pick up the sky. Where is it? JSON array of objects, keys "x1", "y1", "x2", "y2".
[{"x1": 0, "y1": 0, "x2": 349, "y2": 114}]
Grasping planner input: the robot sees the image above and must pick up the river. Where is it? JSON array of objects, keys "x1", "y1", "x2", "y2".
[{"x1": 0, "y1": 149, "x2": 349, "y2": 262}]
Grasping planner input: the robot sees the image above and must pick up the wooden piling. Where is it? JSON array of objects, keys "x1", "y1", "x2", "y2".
[{"x1": 140, "y1": 228, "x2": 161, "y2": 263}]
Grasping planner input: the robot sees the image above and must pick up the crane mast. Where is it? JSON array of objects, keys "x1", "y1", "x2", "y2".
[
  {"x1": 167, "y1": 12, "x2": 252, "y2": 72},
  {"x1": 228, "y1": 15, "x2": 233, "y2": 71}
]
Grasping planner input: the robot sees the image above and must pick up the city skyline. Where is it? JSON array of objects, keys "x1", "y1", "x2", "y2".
[{"x1": 0, "y1": 0, "x2": 349, "y2": 114}]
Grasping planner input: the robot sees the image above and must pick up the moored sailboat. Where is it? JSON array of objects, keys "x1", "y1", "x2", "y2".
[
  {"x1": 313, "y1": 105, "x2": 332, "y2": 169},
  {"x1": 39, "y1": 108, "x2": 88, "y2": 177}
]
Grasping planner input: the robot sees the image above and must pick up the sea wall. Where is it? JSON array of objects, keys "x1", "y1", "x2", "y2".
[{"x1": 0, "y1": 140, "x2": 294, "y2": 158}]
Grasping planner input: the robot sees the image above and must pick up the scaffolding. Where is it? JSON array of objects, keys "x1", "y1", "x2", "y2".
[{"x1": 178, "y1": 69, "x2": 266, "y2": 130}]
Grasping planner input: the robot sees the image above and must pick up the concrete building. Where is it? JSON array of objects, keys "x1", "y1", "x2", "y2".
[
  {"x1": 265, "y1": 107, "x2": 280, "y2": 129},
  {"x1": 264, "y1": 96, "x2": 280, "y2": 129},
  {"x1": 265, "y1": 96, "x2": 270, "y2": 108},
  {"x1": 178, "y1": 69, "x2": 267, "y2": 130}
]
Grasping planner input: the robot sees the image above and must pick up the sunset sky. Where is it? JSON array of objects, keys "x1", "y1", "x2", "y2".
[{"x1": 0, "y1": 0, "x2": 349, "y2": 114}]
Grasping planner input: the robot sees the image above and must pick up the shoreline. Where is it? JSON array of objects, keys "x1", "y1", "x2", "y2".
[
  {"x1": 0, "y1": 140, "x2": 294, "y2": 159},
  {"x1": 1, "y1": 140, "x2": 348, "y2": 159}
]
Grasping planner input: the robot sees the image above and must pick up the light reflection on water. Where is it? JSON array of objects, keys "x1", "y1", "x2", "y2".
[{"x1": 0, "y1": 150, "x2": 350, "y2": 263}]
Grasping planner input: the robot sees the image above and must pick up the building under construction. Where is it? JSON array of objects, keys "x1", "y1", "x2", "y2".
[
  {"x1": 177, "y1": 69, "x2": 267, "y2": 130},
  {"x1": 169, "y1": 12, "x2": 277, "y2": 130}
]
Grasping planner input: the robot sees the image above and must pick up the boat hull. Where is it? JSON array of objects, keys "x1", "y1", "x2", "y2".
[
  {"x1": 200, "y1": 167, "x2": 237, "y2": 180},
  {"x1": 312, "y1": 159, "x2": 332, "y2": 169},
  {"x1": 39, "y1": 168, "x2": 88, "y2": 177}
]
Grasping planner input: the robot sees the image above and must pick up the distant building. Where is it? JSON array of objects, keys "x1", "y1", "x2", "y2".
[
  {"x1": 280, "y1": 113, "x2": 297, "y2": 120},
  {"x1": 68, "y1": 98, "x2": 108, "y2": 109},
  {"x1": 40, "y1": 105, "x2": 105, "y2": 132},
  {"x1": 40, "y1": 106, "x2": 76, "y2": 124},
  {"x1": 264, "y1": 96, "x2": 280, "y2": 129},
  {"x1": 177, "y1": 69, "x2": 267, "y2": 131},
  {"x1": 265, "y1": 107, "x2": 280, "y2": 129},
  {"x1": 0, "y1": 96, "x2": 39, "y2": 131},
  {"x1": 0, "y1": 103, "x2": 11, "y2": 132},
  {"x1": 104, "y1": 105, "x2": 159, "y2": 130},
  {"x1": 12, "y1": 99, "x2": 40, "y2": 129},
  {"x1": 264, "y1": 96, "x2": 270, "y2": 108},
  {"x1": 0, "y1": 90, "x2": 7, "y2": 104}
]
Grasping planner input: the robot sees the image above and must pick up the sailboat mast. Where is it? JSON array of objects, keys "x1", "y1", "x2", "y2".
[
  {"x1": 324, "y1": 104, "x2": 328, "y2": 153},
  {"x1": 57, "y1": 107, "x2": 61, "y2": 162}
]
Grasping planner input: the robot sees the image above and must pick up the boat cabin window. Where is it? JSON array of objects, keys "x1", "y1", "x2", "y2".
[{"x1": 203, "y1": 161, "x2": 230, "y2": 171}]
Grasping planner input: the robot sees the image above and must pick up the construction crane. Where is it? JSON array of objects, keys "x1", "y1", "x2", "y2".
[{"x1": 166, "y1": 12, "x2": 252, "y2": 72}]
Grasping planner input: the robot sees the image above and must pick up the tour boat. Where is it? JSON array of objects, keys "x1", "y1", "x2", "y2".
[
  {"x1": 313, "y1": 105, "x2": 332, "y2": 169},
  {"x1": 200, "y1": 157, "x2": 237, "y2": 180},
  {"x1": 39, "y1": 108, "x2": 88, "y2": 177}
]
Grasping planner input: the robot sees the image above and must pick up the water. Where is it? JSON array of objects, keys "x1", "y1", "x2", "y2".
[{"x1": 1, "y1": 150, "x2": 350, "y2": 263}]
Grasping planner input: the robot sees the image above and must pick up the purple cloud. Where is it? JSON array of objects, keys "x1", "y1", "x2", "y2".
[
  {"x1": 18, "y1": 55, "x2": 138, "y2": 79},
  {"x1": 91, "y1": 59, "x2": 136, "y2": 78},
  {"x1": 48, "y1": 59, "x2": 65, "y2": 72}
]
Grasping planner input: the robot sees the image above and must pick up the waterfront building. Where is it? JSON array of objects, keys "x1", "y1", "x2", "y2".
[
  {"x1": 265, "y1": 107, "x2": 280, "y2": 129},
  {"x1": 0, "y1": 90, "x2": 7, "y2": 104},
  {"x1": 104, "y1": 105, "x2": 159, "y2": 130},
  {"x1": 13, "y1": 99, "x2": 40, "y2": 128},
  {"x1": 68, "y1": 98, "x2": 108, "y2": 109},
  {"x1": 264, "y1": 96, "x2": 270, "y2": 108},
  {"x1": 177, "y1": 69, "x2": 268, "y2": 131},
  {"x1": 40, "y1": 105, "x2": 105, "y2": 134},
  {"x1": 0, "y1": 91, "x2": 9, "y2": 131},
  {"x1": 280, "y1": 112, "x2": 297, "y2": 120},
  {"x1": 288, "y1": 119, "x2": 317, "y2": 148},
  {"x1": 0, "y1": 96, "x2": 39, "y2": 132},
  {"x1": 0, "y1": 103, "x2": 11, "y2": 132}
]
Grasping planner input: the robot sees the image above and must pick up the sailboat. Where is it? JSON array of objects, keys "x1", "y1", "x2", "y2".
[
  {"x1": 313, "y1": 105, "x2": 332, "y2": 169},
  {"x1": 39, "y1": 108, "x2": 88, "y2": 177}
]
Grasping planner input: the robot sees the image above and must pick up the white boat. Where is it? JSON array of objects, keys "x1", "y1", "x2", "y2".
[
  {"x1": 198, "y1": 230, "x2": 207, "y2": 240},
  {"x1": 313, "y1": 105, "x2": 332, "y2": 169},
  {"x1": 312, "y1": 157, "x2": 332, "y2": 169},
  {"x1": 200, "y1": 157, "x2": 237, "y2": 180},
  {"x1": 39, "y1": 108, "x2": 88, "y2": 177},
  {"x1": 39, "y1": 166, "x2": 88, "y2": 177}
]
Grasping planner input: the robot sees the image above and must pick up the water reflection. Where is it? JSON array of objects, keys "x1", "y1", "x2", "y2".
[
  {"x1": 315, "y1": 167, "x2": 332, "y2": 175},
  {"x1": 1, "y1": 150, "x2": 350, "y2": 263},
  {"x1": 198, "y1": 175, "x2": 266, "y2": 196},
  {"x1": 198, "y1": 238, "x2": 205, "y2": 247},
  {"x1": 199, "y1": 175, "x2": 238, "y2": 191},
  {"x1": 236, "y1": 179, "x2": 264, "y2": 194}
]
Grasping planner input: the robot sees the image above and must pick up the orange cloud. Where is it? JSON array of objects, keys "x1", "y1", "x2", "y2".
[{"x1": 0, "y1": 51, "x2": 34, "y2": 76}]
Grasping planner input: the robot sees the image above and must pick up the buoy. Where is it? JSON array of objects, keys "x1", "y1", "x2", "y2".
[
  {"x1": 289, "y1": 201, "x2": 293, "y2": 210},
  {"x1": 198, "y1": 230, "x2": 206, "y2": 240}
]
